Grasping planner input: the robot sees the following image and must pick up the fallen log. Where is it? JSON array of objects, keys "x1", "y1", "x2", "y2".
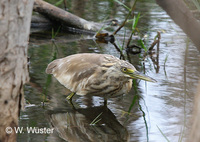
[{"x1": 33, "y1": 0, "x2": 102, "y2": 32}]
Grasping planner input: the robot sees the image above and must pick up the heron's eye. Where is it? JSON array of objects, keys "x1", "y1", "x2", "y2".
[{"x1": 121, "y1": 67, "x2": 127, "y2": 72}]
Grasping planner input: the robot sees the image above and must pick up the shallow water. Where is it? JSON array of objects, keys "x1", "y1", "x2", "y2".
[{"x1": 18, "y1": 0, "x2": 200, "y2": 142}]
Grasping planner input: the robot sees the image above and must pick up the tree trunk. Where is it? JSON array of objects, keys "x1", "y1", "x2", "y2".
[
  {"x1": 156, "y1": 0, "x2": 200, "y2": 51},
  {"x1": 0, "y1": 0, "x2": 33, "y2": 141},
  {"x1": 188, "y1": 81, "x2": 200, "y2": 142}
]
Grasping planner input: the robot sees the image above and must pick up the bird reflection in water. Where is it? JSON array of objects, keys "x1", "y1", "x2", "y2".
[{"x1": 47, "y1": 103, "x2": 129, "y2": 142}]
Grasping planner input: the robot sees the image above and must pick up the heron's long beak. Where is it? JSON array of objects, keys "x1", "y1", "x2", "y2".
[{"x1": 128, "y1": 70, "x2": 157, "y2": 83}]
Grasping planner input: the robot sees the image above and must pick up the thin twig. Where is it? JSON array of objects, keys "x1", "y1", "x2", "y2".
[
  {"x1": 127, "y1": 31, "x2": 134, "y2": 48},
  {"x1": 149, "y1": 40, "x2": 158, "y2": 51},
  {"x1": 149, "y1": 31, "x2": 161, "y2": 51},
  {"x1": 111, "y1": 42, "x2": 126, "y2": 60}
]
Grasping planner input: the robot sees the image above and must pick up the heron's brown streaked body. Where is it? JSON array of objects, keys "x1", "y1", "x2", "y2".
[{"x1": 46, "y1": 53, "x2": 156, "y2": 100}]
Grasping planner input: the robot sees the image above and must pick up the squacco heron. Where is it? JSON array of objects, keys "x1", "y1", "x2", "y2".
[{"x1": 46, "y1": 53, "x2": 156, "y2": 101}]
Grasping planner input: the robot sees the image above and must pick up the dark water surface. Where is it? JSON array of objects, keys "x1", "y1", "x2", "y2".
[{"x1": 18, "y1": 0, "x2": 200, "y2": 142}]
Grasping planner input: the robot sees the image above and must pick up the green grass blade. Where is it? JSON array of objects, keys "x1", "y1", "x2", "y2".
[
  {"x1": 55, "y1": 0, "x2": 64, "y2": 6},
  {"x1": 138, "y1": 39, "x2": 147, "y2": 52},
  {"x1": 178, "y1": 127, "x2": 184, "y2": 142},
  {"x1": 116, "y1": 39, "x2": 123, "y2": 51},
  {"x1": 132, "y1": 16, "x2": 136, "y2": 30},
  {"x1": 42, "y1": 49, "x2": 57, "y2": 102},
  {"x1": 128, "y1": 80, "x2": 138, "y2": 113},
  {"x1": 157, "y1": 125, "x2": 170, "y2": 142},
  {"x1": 164, "y1": 54, "x2": 169, "y2": 67},
  {"x1": 90, "y1": 112, "x2": 103, "y2": 125},
  {"x1": 52, "y1": 26, "x2": 61, "y2": 39},
  {"x1": 52, "y1": 28, "x2": 54, "y2": 39},
  {"x1": 114, "y1": 0, "x2": 131, "y2": 11},
  {"x1": 164, "y1": 54, "x2": 169, "y2": 78},
  {"x1": 132, "y1": 13, "x2": 140, "y2": 31},
  {"x1": 191, "y1": 0, "x2": 200, "y2": 11},
  {"x1": 128, "y1": 95, "x2": 138, "y2": 113},
  {"x1": 55, "y1": 26, "x2": 61, "y2": 37},
  {"x1": 96, "y1": 16, "x2": 109, "y2": 34},
  {"x1": 138, "y1": 102, "x2": 149, "y2": 142}
]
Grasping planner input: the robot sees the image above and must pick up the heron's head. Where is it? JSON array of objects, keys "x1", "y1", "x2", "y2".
[{"x1": 118, "y1": 60, "x2": 156, "y2": 83}]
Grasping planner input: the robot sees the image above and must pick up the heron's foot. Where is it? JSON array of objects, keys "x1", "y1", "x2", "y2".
[{"x1": 66, "y1": 92, "x2": 75, "y2": 101}]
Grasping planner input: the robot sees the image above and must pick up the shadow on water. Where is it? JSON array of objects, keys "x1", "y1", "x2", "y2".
[{"x1": 18, "y1": 0, "x2": 200, "y2": 142}]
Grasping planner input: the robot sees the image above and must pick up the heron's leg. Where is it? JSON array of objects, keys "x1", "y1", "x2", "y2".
[
  {"x1": 104, "y1": 97, "x2": 107, "y2": 106},
  {"x1": 66, "y1": 92, "x2": 75, "y2": 101}
]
